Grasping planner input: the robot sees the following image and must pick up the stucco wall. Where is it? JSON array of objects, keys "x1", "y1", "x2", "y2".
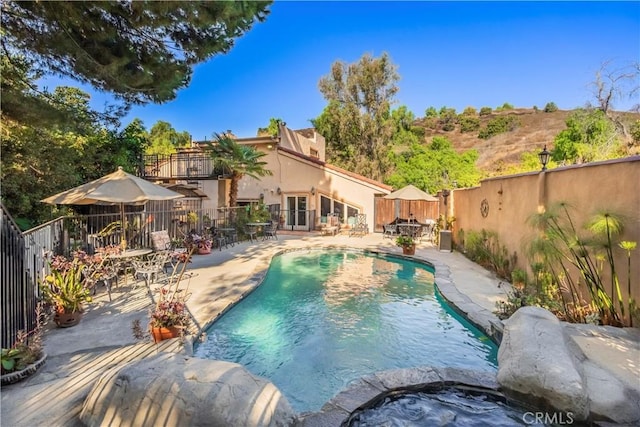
[
  {"x1": 451, "y1": 156, "x2": 640, "y2": 304},
  {"x1": 238, "y1": 148, "x2": 388, "y2": 228}
]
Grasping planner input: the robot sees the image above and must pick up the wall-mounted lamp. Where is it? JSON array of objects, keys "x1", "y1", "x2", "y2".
[
  {"x1": 442, "y1": 189, "x2": 451, "y2": 205},
  {"x1": 259, "y1": 193, "x2": 264, "y2": 200},
  {"x1": 310, "y1": 186, "x2": 316, "y2": 196},
  {"x1": 267, "y1": 144, "x2": 273, "y2": 150},
  {"x1": 538, "y1": 145, "x2": 550, "y2": 171},
  {"x1": 277, "y1": 187, "x2": 282, "y2": 195}
]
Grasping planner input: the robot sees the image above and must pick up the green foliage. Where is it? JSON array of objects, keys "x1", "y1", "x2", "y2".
[
  {"x1": 391, "y1": 106, "x2": 416, "y2": 133},
  {"x1": 544, "y1": 102, "x2": 559, "y2": 112},
  {"x1": 458, "y1": 115, "x2": 481, "y2": 133},
  {"x1": 1, "y1": 1, "x2": 272, "y2": 105},
  {"x1": 479, "y1": 106, "x2": 492, "y2": 116},
  {"x1": 385, "y1": 137, "x2": 480, "y2": 194},
  {"x1": 525, "y1": 202, "x2": 632, "y2": 326},
  {"x1": 460, "y1": 229, "x2": 513, "y2": 280},
  {"x1": 478, "y1": 115, "x2": 521, "y2": 139},
  {"x1": 395, "y1": 234, "x2": 415, "y2": 248},
  {"x1": 1, "y1": 304, "x2": 44, "y2": 374},
  {"x1": 424, "y1": 107, "x2": 438, "y2": 118},
  {"x1": 206, "y1": 134, "x2": 272, "y2": 210},
  {"x1": 630, "y1": 120, "x2": 640, "y2": 145},
  {"x1": 552, "y1": 108, "x2": 621, "y2": 164},
  {"x1": 495, "y1": 102, "x2": 514, "y2": 111},
  {"x1": 313, "y1": 52, "x2": 399, "y2": 180},
  {"x1": 438, "y1": 107, "x2": 458, "y2": 132},
  {"x1": 40, "y1": 258, "x2": 92, "y2": 314},
  {"x1": 146, "y1": 121, "x2": 190, "y2": 155},
  {"x1": 257, "y1": 118, "x2": 284, "y2": 137}
]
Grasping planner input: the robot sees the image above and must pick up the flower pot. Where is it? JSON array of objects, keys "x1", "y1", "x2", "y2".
[
  {"x1": 402, "y1": 244, "x2": 416, "y2": 255},
  {"x1": 1, "y1": 352, "x2": 47, "y2": 386},
  {"x1": 197, "y1": 247, "x2": 211, "y2": 255},
  {"x1": 150, "y1": 326, "x2": 180, "y2": 343},
  {"x1": 54, "y1": 311, "x2": 83, "y2": 328}
]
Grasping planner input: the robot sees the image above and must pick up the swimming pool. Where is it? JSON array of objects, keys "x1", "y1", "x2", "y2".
[{"x1": 194, "y1": 250, "x2": 498, "y2": 412}]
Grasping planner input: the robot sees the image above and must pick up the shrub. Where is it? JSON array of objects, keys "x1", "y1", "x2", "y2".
[
  {"x1": 459, "y1": 115, "x2": 480, "y2": 133},
  {"x1": 478, "y1": 116, "x2": 521, "y2": 139},
  {"x1": 479, "y1": 106, "x2": 492, "y2": 116},
  {"x1": 544, "y1": 102, "x2": 558, "y2": 112}
]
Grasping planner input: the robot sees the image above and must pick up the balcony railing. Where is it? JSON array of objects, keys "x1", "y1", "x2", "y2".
[{"x1": 140, "y1": 153, "x2": 228, "y2": 180}]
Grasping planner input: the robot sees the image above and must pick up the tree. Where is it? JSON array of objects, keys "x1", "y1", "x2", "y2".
[
  {"x1": 312, "y1": 52, "x2": 399, "y2": 180},
  {"x1": 146, "y1": 121, "x2": 190, "y2": 155},
  {"x1": 589, "y1": 60, "x2": 639, "y2": 115},
  {"x1": 385, "y1": 137, "x2": 480, "y2": 194},
  {"x1": 552, "y1": 109, "x2": 622, "y2": 164},
  {"x1": 544, "y1": 102, "x2": 558, "y2": 113},
  {"x1": 257, "y1": 118, "x2": 284, "y2": 137},
  {"x1": 1, "y1": 1, "x2": 272, "y2": 108},
  {"x1": 206, "y1": 134, "x2": 272, "y2": 212}
]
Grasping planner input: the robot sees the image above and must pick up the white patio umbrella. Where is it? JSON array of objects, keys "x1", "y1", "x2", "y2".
[
  {"x1": 383, "y1": 184, "x2": 438, "y2": 222},
  {"x1": 42, "y1": 167, "x2": 184, "y2": 247}
]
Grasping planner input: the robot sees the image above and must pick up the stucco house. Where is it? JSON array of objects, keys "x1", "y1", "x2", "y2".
[{"x1": 142, "y1": 123, "x2": 392, "y2": 232}]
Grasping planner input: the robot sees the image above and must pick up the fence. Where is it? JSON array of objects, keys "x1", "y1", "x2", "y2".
[{"x1": 1, "y1": 203, "x2": 36, "y2": 349}]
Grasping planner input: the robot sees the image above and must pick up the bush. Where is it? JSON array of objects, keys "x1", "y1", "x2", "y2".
[
  {"x1": 459, "y1": 115, "x2": 480, "y2": 133},
  {"x1": 544, "y1": 102, "x2": 558, "y2": 112},
  {"x1": 479, "y1": 106, "x2": 492, "y2": 116},
  {"x1": 478, "y1": 116, "x2": 521, "y2": 139}
]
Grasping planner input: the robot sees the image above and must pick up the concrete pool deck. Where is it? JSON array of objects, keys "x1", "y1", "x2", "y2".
[{"x1": 1, "y1": 232, "x2": 637, "y2": 426}]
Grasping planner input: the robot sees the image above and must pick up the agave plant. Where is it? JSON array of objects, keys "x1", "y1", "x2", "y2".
[{"x1": 40, "y1": 254, "x2": 93, "y2": 314}]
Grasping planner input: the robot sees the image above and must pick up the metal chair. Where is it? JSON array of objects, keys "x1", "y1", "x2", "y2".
[
  {"x1": 349, "y1": 214, "x2": 368, "y2": 237},
  {"x1": 245, "y1": 225, "x2": 258, "y2": 242},
  {"x1": 131, "y1": 252, "x2": 170, "y2": 290},
  {"x1": 383, "y1": 224, "x2": 397, "y2": 239},
  {"x1": 263, "y1": 222, "x2": 278, "y2": 240}
]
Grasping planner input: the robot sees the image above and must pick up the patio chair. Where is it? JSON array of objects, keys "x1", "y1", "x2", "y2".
[
  {"x1": 245, "y1": 225, "x2": 258, "y2": 242},
  {"x1": 263, "y1": 221, "x2": 278, "y2": 240},
  {"x1": 131, "y1": 252, "x2": 170, "y2": 291},
  {"x1": 349, "y1": 214, "x2": 368, "y2": 237},
  {"x1": 383, "y1": 224, "x2": 397, "y2": 239}
]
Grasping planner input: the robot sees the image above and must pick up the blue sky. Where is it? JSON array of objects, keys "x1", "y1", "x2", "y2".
[{"x1": 76, "y1": 1, "x2": 640, "y2": 140}]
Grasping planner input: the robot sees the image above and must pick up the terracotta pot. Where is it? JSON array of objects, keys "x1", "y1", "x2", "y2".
[
  {"x1": 402, "y1": 244, "x2": 416, "y2": 255},
  {"x1": 150, "y1": 326, "x2": 180, "y2": 343},
  {"x1": 53, "y1": 311, "x2": 83, "y2": 328}
]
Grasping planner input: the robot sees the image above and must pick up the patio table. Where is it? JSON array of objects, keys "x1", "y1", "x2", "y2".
[
  {"x1": 246, "y1": 223, "x2": 270, "y2": 240},
  {"x1": 108, "y1": 248, "x2": 153, "y2": 285}
]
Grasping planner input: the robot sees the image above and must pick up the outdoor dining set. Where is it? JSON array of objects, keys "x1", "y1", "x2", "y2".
[{"x1": 382, "y1": 217, "x2": 436, "y2": 242}]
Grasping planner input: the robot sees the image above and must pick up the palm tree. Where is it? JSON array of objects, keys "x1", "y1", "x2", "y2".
[{"x1": 206, "y1": 133, "x2": 272, "y2": 219}]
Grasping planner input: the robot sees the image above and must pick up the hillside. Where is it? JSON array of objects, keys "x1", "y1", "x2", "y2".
[{"x1": 415, "y1": 108, "x2": 638, "y2": 175}]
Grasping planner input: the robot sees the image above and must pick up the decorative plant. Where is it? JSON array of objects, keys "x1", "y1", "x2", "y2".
[
  {"x1": 524, "y1": 202, "x2": 632, "y2": 326},
  {"x1": 395, "y1": 235, "x2": 415, "y2": 248},
  {"x1": 1, "y1": 303, "x2": 45, "y2": 375},
  {"x1": 40, "y1": 252, "x2": 93, "y2": 314},
  {"x1": 148, "y1": 250, "x2": 193, "y2": 331}
]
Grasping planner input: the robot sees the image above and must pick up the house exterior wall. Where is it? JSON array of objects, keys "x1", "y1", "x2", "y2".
[
  {"x1": 279, "y1": 124, "x2": 326, "y2": 161},
  {"x1": 238, "y1": 147, "x2": 390, "y2": 229},
  {"x1": 450, "y1": 156, "x2": 640, "y2": 304}
]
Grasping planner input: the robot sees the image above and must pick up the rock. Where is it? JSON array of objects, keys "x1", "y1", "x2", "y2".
[
  {"x1": 80, "y1": 352, "x2": 296, "y2": 427},
  {"x1": 497, "y1": 306, "x2": 589, "y2": 420}
]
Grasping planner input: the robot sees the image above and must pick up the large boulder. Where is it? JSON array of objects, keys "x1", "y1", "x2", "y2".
[
  {"x1": 80, "y1": 352, "x2": 296, "y2": 427},
  {"x1": 497, "y1": 306, "x2": 589, "y2": 420}
]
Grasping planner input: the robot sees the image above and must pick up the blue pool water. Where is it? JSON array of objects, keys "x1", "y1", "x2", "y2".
[{"x1": 194, "y1": 250, "x2": 498, "y2": 412}]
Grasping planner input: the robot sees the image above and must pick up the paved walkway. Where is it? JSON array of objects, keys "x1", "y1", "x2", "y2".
[{"x1": 1, "y1": 233, "x2": 636, "y2": 426}]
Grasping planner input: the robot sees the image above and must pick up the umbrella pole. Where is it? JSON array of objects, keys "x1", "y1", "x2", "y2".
[{"x1": 120, "y1": 203, "x2": 127, "y2": 251}]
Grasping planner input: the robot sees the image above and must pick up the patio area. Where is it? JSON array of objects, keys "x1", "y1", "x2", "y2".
[{"x1": 1, "y1": 233, "x2": 637, "y2": 426}]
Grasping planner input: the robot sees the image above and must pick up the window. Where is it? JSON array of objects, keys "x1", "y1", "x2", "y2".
[
  {"x1": 310, "y1": 148, "x2": 319, "y2": 158},
  {"x1": 320, "y1": 195, "x2": 359, "y2": 224}
]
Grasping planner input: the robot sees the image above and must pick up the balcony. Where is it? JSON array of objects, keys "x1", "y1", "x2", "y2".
[{"x1": 140, "y1": 153, "x2": 228, "y2": 180}]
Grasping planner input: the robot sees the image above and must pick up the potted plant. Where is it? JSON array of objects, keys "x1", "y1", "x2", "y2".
[
  {"x1": 40, "y1": 252, "x2": 94, "y2": 327},
  {"x1": 396, "y1": 235, "x2": 416, "y2": 255},
  {"x1": 1, "y1": 304, "x2": 47, "y2": 385},
  {"x1": 148, "y1": 251, "x2": 193, "y2": 343}
]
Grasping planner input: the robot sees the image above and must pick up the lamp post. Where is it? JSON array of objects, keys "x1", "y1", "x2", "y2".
[{"x1": 538, "y1": 145, "x2": 550, "y2": 171}]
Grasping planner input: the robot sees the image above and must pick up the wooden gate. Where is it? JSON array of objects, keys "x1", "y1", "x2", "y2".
[{"x1": 374, "y1": 196, "x2": 439, "y2": 232}]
